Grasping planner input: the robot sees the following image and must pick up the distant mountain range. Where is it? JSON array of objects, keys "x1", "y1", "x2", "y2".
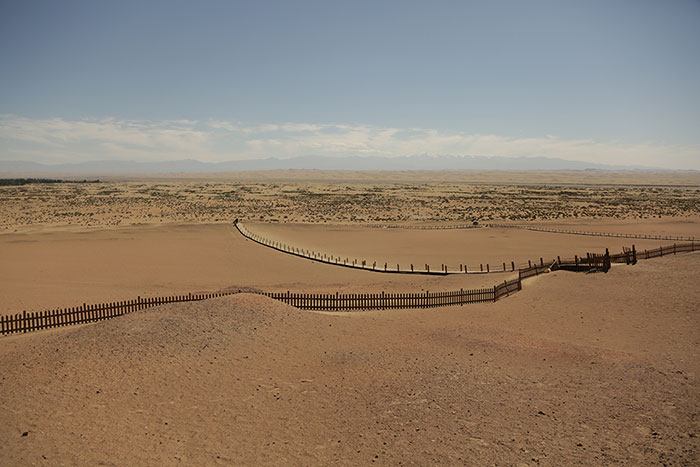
[{"x1": 0, "y1": 155, "x2": 680, "y2": 175}]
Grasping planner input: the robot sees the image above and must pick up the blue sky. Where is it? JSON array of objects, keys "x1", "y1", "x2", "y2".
[{"x1": 1, "y1": 0, "x2": 699, "y2": 168}]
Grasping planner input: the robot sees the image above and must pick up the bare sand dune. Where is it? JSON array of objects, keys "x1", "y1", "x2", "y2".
[{"x1": 1, "y1": 253, "x2": 698, "y2": 465}]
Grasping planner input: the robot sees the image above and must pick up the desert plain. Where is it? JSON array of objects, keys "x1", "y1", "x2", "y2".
[{"x1": 1, "y1": 170, "x2": 699, "y2": 465}]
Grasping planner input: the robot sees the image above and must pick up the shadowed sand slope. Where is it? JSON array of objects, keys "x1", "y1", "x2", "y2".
[{"x1": 1, "y1": 253, "x2": 699, "y2": 465}]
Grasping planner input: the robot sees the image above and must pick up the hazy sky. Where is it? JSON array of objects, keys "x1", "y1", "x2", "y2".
[{"x1": 1, "y1": 0, "x2": 699, "y2": 168}]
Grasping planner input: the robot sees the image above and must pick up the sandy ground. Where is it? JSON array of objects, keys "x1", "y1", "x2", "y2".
[
  {"x1": 1, "y1": 253, "x2": 698, "y2": 465},
  {"x1": 0, "y1": 223, "x2": 505, "y2": 315},
  {"x1": 3, "y1": 220, "x2": 696, "y2": 316}
]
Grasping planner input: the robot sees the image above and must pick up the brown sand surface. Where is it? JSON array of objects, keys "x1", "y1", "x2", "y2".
[
  {"x1": 0, "y1": 223, "x2": 505, "y2": 316},
  {"x1": 5, "y1": 218, "x2": 694, "y2": 317},
  {"x1": 3, "y1": 218, "x2": 696, "y2": 316},
  {"x1": 1, "y1": 253, "x2": 698, "y2": 465}
]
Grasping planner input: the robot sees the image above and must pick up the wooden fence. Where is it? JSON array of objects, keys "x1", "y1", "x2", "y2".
[
  {"x1": 635, "y1": 242, "x2": 697, "y2": 259},
  {"x1": 488, "y1": 224, "x2": 696, "y2": 242},
  {"x1": 0, "y1": 269, "x2": 538, "y2": 334},
  {"x1": 2, "y1": 242, "x2": 697, "y2": 336},
  {"x1": 236, "y1": 221, "x2": 557, "y2": 275},
  {"x1": 341, "y1": 221, "x2": 696, "y2": 242},
  {"x1": 519, "y1": 261, "x2": 556, "y2": 279},
  {"x1": 0, "y1": 291, "x2": 234, "y2": 336},
  {"x1": 264, "y1": 286, "x2": 500, "y2": 311},
  {"x1": 362, "y1": 223, "x2": 481, "y2": 230},
  {"x1": 553, "y1": 242, "x2": 697, "y2": 269}
]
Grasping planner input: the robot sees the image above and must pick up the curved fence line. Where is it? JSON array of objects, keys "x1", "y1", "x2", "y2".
[
  {"x1": 235, "y1": 221, "x2": 550, "y2": 275},
  {"x1": 2, "y1": 241, "x2": 697, "y2": 335},
  {"x1": 333, "y1": 221, "x2": 697, "y2": 242},
  {"x1": 488, "y1": 223, "x2": 697, "y2": 242},
  {"x1": 1, "y1": 264, "x2": 545, "y2": 335},
  {"x1": 361, "y1": 223, "x2": 482, "y2": 230},
  {"x1": 263, "y1": 277, "x2": 522, "y2": 311}
]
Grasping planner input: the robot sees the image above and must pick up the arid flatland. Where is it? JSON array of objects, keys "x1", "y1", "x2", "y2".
[{"x1": 2, "y1": 171, "x2": 699, "y2": 231}]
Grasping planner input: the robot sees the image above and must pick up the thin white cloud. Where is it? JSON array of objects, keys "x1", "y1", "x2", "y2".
[
  {"x1": 0, "y1": 115, "x2": 211, "y2": 162},
  {"x1": 0, "y1": 114, "x2": 698, "y2": 169}
]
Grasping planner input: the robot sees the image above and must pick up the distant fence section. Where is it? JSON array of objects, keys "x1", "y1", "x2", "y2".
[
  {"x1": 235, "y1": 221, "x2": 698, "y2": 276},
  {"x1": 236, "y1": 221, "x2": 551, "y2": 275},
  {"x1": 488, "y1": 224, "x2": 697, "y2": 242},
  {"x1": 348, "y1": 221, "x2": 697, "y2": 242},
  {"x1": 363, "y1": 223, "x2": 481, "y2": 230}
]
